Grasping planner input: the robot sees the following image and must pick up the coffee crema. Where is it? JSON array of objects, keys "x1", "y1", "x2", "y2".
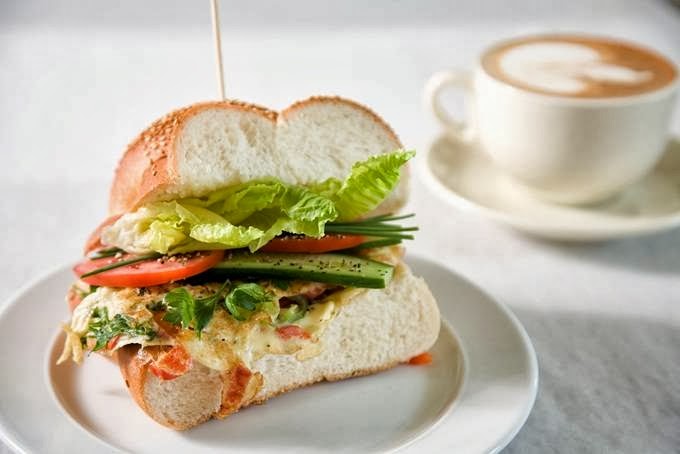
[{"x1": 481, "y1": 35, "x2": 677, "y2": 98}]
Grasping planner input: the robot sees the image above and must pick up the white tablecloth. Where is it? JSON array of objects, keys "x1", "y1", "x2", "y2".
[{"x1": 1, "y1": 1, "x2": 679, "y2": 452}]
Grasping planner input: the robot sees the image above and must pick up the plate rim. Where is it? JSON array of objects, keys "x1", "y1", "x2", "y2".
[
  {"x1": 420, "y1": 134, "x2": 680, "y2": 240},
  {"x1": 0, "y1": 255, "x2": 538, "y2": 454},
  {"x1": 404, "y1": 255, "x2": 538, "y2": 453},
  {"x1": 43, "y1": 329, "x2": 128, "y2": 454},
  {"x1": 0, "y1": 262, "x2": 70, "y2": 454}
]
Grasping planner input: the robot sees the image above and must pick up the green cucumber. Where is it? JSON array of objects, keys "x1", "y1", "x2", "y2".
[{"x1": 211, "y1": 252, "x2": 394, "y2": 289}]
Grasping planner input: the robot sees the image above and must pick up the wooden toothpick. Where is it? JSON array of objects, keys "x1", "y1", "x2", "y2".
[{"x1": 210, "y1": 0, "x2": 225, "y2": 100}]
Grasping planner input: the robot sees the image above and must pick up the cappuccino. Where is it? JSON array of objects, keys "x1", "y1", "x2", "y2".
[{"x1": 482, "y1": 35, "x2": 677, "y2": 98}]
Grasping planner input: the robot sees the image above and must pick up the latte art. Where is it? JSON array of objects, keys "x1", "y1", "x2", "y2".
[
  {"x1": 482, "y1": 35, "x2": 677, "y2": 98},
  {"x1": 500, "y1": 43, "x2": 652, "y2": 94}
]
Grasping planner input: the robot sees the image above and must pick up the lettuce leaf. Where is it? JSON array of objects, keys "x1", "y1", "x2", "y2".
[
  {"x1": 332, "y1": 150, "x2": 414, "y2": 220},
  {"x1": 104, "y1": 201, "x2": 266, "y2": 254},
  {"x1": 103, "y1": 150, "x2": 414, "y2": 254}
]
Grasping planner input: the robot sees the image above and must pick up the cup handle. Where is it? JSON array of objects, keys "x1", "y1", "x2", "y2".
[{"x1": 424, "y1": 70, "x2": 474, "y2": 142}]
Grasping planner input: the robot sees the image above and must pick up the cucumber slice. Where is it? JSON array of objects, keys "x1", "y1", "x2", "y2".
[{"x1": 211, "y1": 252, "x2": 394, "y2": 289}]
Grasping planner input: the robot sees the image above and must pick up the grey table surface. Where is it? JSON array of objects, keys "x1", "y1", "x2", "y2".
[{"x1": 1, "y1": 1, "x2": 679, "y2": 453}]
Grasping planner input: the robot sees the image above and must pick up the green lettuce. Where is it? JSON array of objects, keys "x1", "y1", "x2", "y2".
[
  {"x1": 331, "y1": 150, "x2": 414, "y2": 220},
  {"x1": 104, "y1": 150, "x2": 413, "y2": 254}
]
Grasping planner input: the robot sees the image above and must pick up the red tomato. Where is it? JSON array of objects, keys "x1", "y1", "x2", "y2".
[
  {"x1": 148, "y1": 366, "x2": 178, "y2": 381},
  {"x1": 106, "y1": 335, "x2": 120, "y2": 351},
  {"x1": 276, "y1": 325, "x2": 311, "y2": 340},
  {"x1": 73, "y1": 250, "x2": 224, "y2": 287},
  {"x1": 149, "y1": 345, "x2": 192, "y2": 381},
  {"x1": 220, "y1": 363, "x2": 254, "y2": 416},
  {"x1": 83, "y1": 214, "x2": 123, "y2": 255},
  {"x1": 408, "y1": 352, "x2": 433, "y2": 366},
  {"x1": 260, "y1": 234, "x2": 366, "y2": 253}
]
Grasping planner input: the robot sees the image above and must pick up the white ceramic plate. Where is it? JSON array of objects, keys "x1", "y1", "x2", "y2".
[
  {"x1": 422, "y1": 135, "x2": 680, "y2": 241},
  {"x1": 0, "y1": 255, "x2": 537, "y2": 454}
]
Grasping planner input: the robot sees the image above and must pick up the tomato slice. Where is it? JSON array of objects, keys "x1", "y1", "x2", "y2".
[
  {"x1": 149, "y1": 345, "x2": 192, "y2": 381},
  {"x1": 260, "y1": 234, "x2": 366, "y2": 253},
  {"x1": 276, "y1": 325, "x2": 311, "y2": 340},
  {"x1": 106, "y1": 335, "x2": 121, "y2": 351},
  {"x1": 83, "y1": 214, "x2": 122, "y2": 255},
  {"x1": 73, "y1": 250, "x2": 224, "y2": 287},
  {"x1": 408, "y1": 352, "x2": 433, "y2": 366}
]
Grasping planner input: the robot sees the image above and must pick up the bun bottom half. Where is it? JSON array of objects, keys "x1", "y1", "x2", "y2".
[{"x1": 117, "y1": 262, "x2": 440, "y2": 430}]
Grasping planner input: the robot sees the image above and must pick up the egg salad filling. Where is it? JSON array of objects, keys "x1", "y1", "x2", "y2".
[
  {"x1": 60, "y1": 280, "x2": 340, "y2": 367},
  {"x1": 59, "y1": 245, "x2": 402, "y2": 371}
]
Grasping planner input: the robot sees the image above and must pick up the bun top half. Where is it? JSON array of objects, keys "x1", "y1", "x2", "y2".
[{"x1": 110, "y1": 96, "x2": 407, "y2": 216}]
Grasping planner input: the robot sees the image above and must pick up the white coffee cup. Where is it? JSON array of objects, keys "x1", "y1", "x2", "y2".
[{"x1": 425, "y1": 35, "x2": 678, "y2": 204}]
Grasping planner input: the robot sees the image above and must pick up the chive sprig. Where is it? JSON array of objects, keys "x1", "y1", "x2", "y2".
[
  {"x1": 325, "y1": 213, "x2": 418, "y2": 242},
  {"x1": 79, "y1": 253, "x2": 162, "y2": 278}
]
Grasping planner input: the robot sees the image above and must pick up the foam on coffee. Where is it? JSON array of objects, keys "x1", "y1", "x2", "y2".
[{"x1": 482, "y1": 35, "x2": 677, "y2": 98}]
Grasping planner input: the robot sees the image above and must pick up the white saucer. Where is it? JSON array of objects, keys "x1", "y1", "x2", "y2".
[
  {"x1": 0, "y1": 255, "x2": 537, "y2": 454},
  {"x1": 422, "y1": 135, "x2": 680, "y2": 241}
]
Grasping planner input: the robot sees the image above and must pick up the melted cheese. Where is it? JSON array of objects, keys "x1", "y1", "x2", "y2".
[
  {"x1": 180, "y1": 282, "x2": 372, "y2": 371},
  {"x1": 180, "y1": 298, "x2": 340, "y2": 370}
]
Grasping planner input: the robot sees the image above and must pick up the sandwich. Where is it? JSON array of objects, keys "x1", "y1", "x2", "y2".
[{"x1": 58, "y1": 96, "x2": 441, "y2": 430}]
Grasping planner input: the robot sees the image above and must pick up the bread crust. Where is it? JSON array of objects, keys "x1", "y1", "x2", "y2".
[
  {"x1": 117, "y1": 347, "x2": 401, "y2": 430},
  {"x1": 116, "y1": 346, "x2": 154, "y2": 419},
  {"x1": 109, "y1": 96, "x2": 403, "y2": 215},
  {"x1": 109, "y1": 101, "x2": 277, "y2": 214}
]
